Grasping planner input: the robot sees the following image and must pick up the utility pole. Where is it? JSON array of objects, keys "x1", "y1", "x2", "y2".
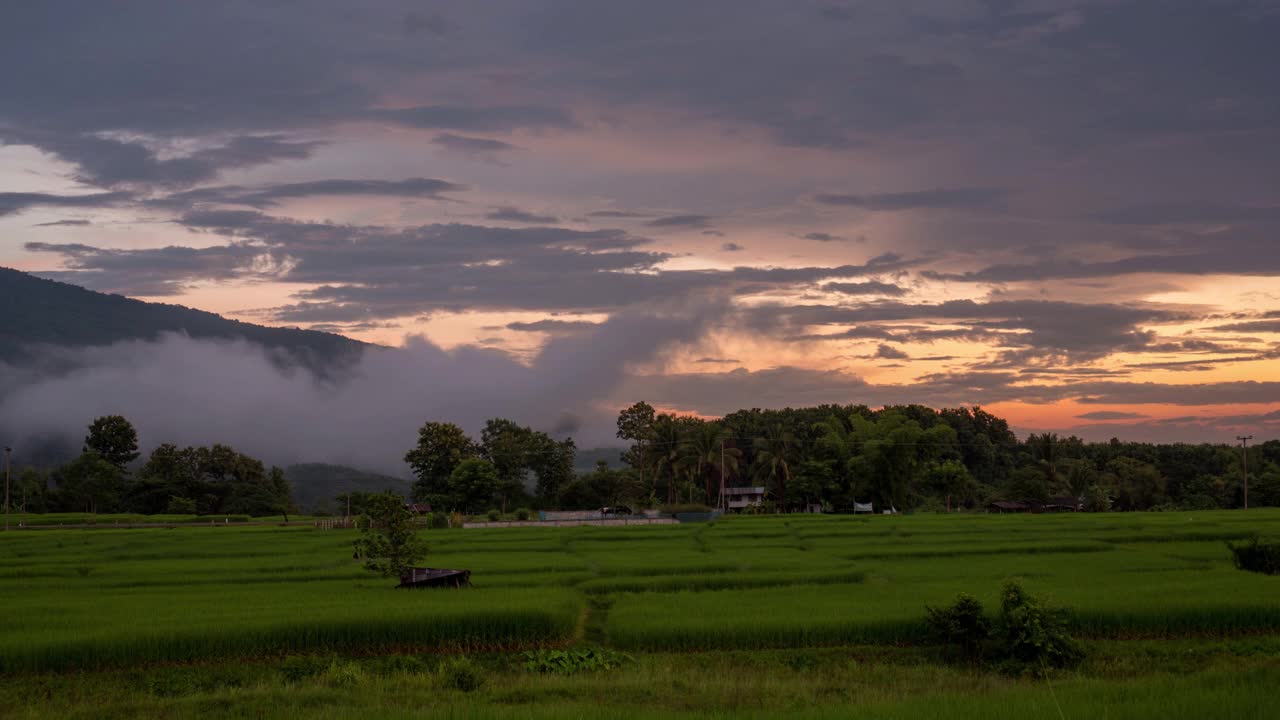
[
  {"x1": 719, "y1": 439, "x2": 726, "y2": 512},
  {"x1": 4, "y1": 446, "x2": 11, "y2": 531},
  {"x1": 1237, "y1": 436, "x2": 1253, "y2": 510}
]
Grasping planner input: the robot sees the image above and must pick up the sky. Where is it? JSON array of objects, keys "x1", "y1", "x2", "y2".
[{"x1": 3, "y1": 0, "x2": 1280, "y2": 447}]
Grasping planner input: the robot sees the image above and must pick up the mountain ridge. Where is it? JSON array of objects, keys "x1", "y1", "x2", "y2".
[{"x1": 0, "y1": 266, "x2": 369, "y2": 367}]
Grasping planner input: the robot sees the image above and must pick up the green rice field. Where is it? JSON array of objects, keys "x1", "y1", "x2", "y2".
[{"x1": 2, "y1": 510, "x2": 1279, "y2": 718}]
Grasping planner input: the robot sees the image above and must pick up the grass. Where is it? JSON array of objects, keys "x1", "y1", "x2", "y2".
[{"x1": 3, "y1": 508, "x2": 1280, "y2": 716}]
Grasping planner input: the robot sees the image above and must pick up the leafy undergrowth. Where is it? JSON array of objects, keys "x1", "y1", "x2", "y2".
[{"x1": 2, "y1": 643, "x2": 1279, "y2": 719}]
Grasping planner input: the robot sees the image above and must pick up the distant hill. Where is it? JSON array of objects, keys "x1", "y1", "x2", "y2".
[
  {"x1": 0, "y1": 266, "x2": 369, "y2": 369},
  {"x1": 574, "y1": 447, "x2": 626, "y2": 472},
  {"x1": 284, "y1": 463, "x2": 411, "y2": 512}
]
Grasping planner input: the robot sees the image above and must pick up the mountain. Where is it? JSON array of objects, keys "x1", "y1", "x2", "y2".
[
  {"x1": 574, "y1": 446, "x2": 626, "y2": 472},
  {"x1": 0, "y1": 267, "x2": 369, "y2": 368},
  {"x1": 285, "y1": 463, "x2": 411, "y2": 512}
]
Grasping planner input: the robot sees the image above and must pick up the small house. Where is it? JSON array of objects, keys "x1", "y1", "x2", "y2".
[
  {"x1": 987, "y1": 500, "x2": 1030, "y2": 514},
  {"x1": 404, "y1": 503, "x2": 432, "y2": 515},
  {"x1": 722, "y1": 486, "x2": 767, "y2": 511}
]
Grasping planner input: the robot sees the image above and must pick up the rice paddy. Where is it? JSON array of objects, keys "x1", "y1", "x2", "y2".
[{"x1": 3, "y1": 509, "x2": 1279, "y2": 717}]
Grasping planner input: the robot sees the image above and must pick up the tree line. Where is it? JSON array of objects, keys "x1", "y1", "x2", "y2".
[
  {"x1": 7, "y1": 415, "x2": 295, "y2": 518},
  {"x1": 609, "y1": 402, "x2": 1280, "y2": 512},
  {"x1": 6, "y1": 405, "x2": 1277, "y2": 517}
]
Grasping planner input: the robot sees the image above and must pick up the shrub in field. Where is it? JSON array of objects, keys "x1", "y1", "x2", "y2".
[
  {"x1": 449, "y1": 511, "x2": 466, "y2": 528},
  {"x1": 427, "y1": 511, "x2": 450, "y2": 529},
  {"x1": 1227, "y1": 537, "x2": 1280, "y2": 575},
  {"x1": 321, "y1": 659, "x2": 368, "y2": 687},
  {"x1": 486, "y1": 508, "x2": 501, "y2": 522},
  {"x1": 352, "y1": 492, "x2": 427, "y2": 577},
  {"x1": 924, "y1": 593, "x2": 992, "y2": 662},
  {"x1": 440, "y1": 657, "x2": 484, "y2": 692},
  {"x1": 997, "y1": 581, "x2": 1082, "y2": 673},
  {"x1": 521, "y1": 648, "x2": 633, "y2": 675},
  {"x1": 515, "y1": 507, "x2": 531, "y2": 521}
]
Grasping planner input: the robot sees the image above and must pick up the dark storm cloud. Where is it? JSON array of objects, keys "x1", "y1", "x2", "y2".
[
  {"x1": 874, "y1": 344, "x2": 908, "y2": 360},
  {"x1": 32, "y1": 219, "x2": 93, "y2": 227},
  {"x1": 924, "y1": 230, "x2": 1280, "y2": 283},
  {"x1": 0, "y1": 191, "x2": 129, "y2": 217},
  {"x1": 28, "y1": 212, "x2": 923, "y2": 320},
  {"x1": 505, "y1": 319, "x2": 600, "y2": 333},
  {"x1": 762, "y1": 299, "x2": 1183, "y2": 361},
  {"x1": 822, "y1": 281, "x2": 906, "y2": 297},
  {"x1": 429, "y1": 133, "x2": 519, "y2": 159},
  {"x1": 586, "y1": 210, "x2": 652, "y2": 219},
  {"x1": 647, "y1": 214, "x2": 714, "y2": 228},
  {"x1": 24, "y1": 240, "x2": 267, "y2": 296},
  {"x1": 721, "y1": 243, "x2": 744, "y2": 252},
  {"x1": 814, "y1": 188, "x2": 1006, "y2": 211},
  {"x1": 803, "y1": 233, "x2": 841, "y2": 242},
  {"x1": 151, "y1": 178, "x2": 466, "y2": 210},
  {"x1": 2, "y1": 132, "x2": 320, "y2": 190},
  {"x1": 1076, "y1": 411, "x2": 1150, "y2": 421},
  {"x1": 1211, "y1": 320, "x2": 1280, "y2": 334},
  {"x1": 368, "y1": 105, "x2": 576, "y2": 132},
  {"x1": 486, "y1": 207, "x2": 559, "y2": 224}
]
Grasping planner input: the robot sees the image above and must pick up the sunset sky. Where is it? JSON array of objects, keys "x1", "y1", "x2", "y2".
[{"x1": 3, "y1": 1, "x2": 1280, "y2": 444}]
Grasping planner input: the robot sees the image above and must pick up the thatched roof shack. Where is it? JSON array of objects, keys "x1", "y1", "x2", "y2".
[
  {"x1": 398, "y1": 567, "x2": 471, "y2": 589},
  {"x1": 987, "y1": 500, "x2": 1030, "y2": 514}
]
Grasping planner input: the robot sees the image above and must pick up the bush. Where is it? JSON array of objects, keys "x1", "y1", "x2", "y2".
[
  {"x1": 924, "y1": 593, "x2": 991, "y2": 662},
  {"x1": 320, "y1": 660, "x2": 367, "y2": 687},
  {"x1": 440, "y1": 657, "x2": 484, "y2": 692},
  {"x1": 515, "y1": 507, "x2": 531, "y2": 521},
  {"x1": 486, "y1": 508, "x2": 501, "y2": 522},
  {"x1": 448, "y1": 511, "x2": 466, "y2": 528},
  {"x1": 997, "y1": 581, "x2": 1082, "y2": 673},
  {"x1": 1227, "y1": 537, "x2": 1280, "y2": 575},
  {"x1": 427, "y1": 512, "x2": 450, "y2": 529},
  {"x1": 1082, "y1": 485, "x2": 1111, "y2": 512},
  {"x1": 521, "y1": 648, "x2": 633, "y2": 675}
]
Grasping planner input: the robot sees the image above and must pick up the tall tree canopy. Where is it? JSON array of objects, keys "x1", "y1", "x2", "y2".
[{"x1": 84, "y1": 415, "x2": 139, "y2": 470}]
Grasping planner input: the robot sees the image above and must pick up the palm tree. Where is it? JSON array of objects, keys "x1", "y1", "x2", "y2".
[
  {"x1": 678, "y1": 423, "x2": 742, "y2": 508},
  {"x1": 752, "y1": 424, "x2": 797, "y2": 509},
  {"x1": 646, "y1": 419, "x2": 685, "y2": 504}
]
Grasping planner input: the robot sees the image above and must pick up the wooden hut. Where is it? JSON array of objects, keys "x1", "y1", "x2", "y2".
[{"x1": 398, "y1": 567, "x2": 471, "y2": 589}]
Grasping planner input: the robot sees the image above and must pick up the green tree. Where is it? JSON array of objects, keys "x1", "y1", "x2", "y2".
[
  {"x1": 616, "y1": 401, "x2": 657, "y2": 469},
  {"x1": 59, "y1": 452, "x2": 125, "y2": 513},
  {"x1": 405, "y1": 422, "x2": 477, "y2": 507},
  {"x1": 850, "y1": 411, "x2": 923, "y2": 511},
  {"x1": 679, "y1": 422, "x2": 741, "y2": 508},
  {"x1": 448, "y1": 458, "x2": 500, "y2": 513},
  {"x1": 1106, "y1": 457, "x2": 1166, "y2": 510},
  {"x1": 352, "y1": 492, "x2": 426, "y2": 578},
  {"x1": 752, "y1": 424, "x2": 798, "y2": 508},
  {"x1": 923, "y1": 460, "x2": 976, "y2": 511},
  {"x1": 84, "y1": 415, "x2": 139, "y2": 470}
]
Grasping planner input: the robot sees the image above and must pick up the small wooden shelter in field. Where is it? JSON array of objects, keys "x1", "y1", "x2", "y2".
[
  {"x1": 398, "y1": 567, "x2": 471, "y2": 589},
  {"x1": 987, "y1": 500, "x2": 1030, "y2": 513}
]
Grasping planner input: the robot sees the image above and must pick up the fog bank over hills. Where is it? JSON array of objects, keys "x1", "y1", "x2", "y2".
[{"x1": 0, "y1": 268, "x2": 719, "y2": 472}]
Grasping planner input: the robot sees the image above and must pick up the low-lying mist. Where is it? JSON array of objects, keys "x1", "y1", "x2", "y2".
[{"x1": 0, "y1": 299, "x2": 727, "y2": 474}]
